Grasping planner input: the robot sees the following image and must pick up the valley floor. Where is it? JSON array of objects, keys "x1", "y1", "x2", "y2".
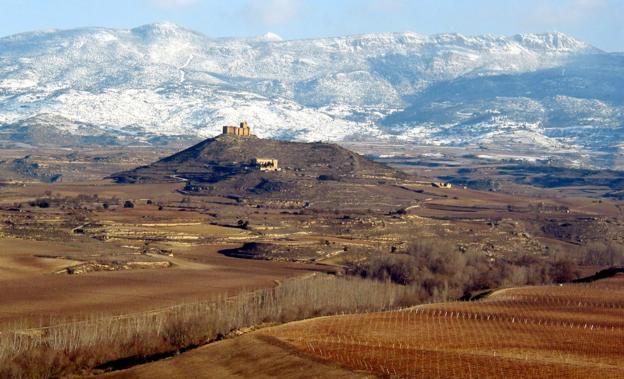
[{"x1": 0, "y1": 147, "x2": 622, "y2": 377}]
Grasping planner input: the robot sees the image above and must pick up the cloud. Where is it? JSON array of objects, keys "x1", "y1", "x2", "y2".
[
  {"x1": 151, "y1": 0, "x2": 199, "y2": 9},
  {"x1": 245, "y1": 0, "x2": 302, "y2": 26}
]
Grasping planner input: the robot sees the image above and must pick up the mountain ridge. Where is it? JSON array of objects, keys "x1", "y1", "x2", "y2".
[
  {"x1": 0, "y1": 22, "x2": 622, "y2": 167},
  {"x1": 0, "y1": 22, "x2": 594, "y2": 49}
]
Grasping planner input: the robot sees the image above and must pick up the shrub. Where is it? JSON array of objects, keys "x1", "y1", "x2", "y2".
[
  {"x1": 549, "y1": 259, "x2": 579, "y2": 283},
  {"x1": 579, "y1": 242, "x2": 624, "y2": 266},
  {"x1": 346, "y1": 238, "x2": 581, "y2": 299},
  {"x1": 123, "y1": 200, "x2": 134, "y2": 209},
  {"x1": 348, "y1": 255, "x2": 416, "y2": 285},
  {"x1": 30, "y1": 198, "x2": 51, "y2": 208}
]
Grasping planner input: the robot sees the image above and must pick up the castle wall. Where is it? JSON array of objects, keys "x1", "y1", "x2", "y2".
[{"x1": 223, "y1": 122, "x2": 251, "y2": 136}]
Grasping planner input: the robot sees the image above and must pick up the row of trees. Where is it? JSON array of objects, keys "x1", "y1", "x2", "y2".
[
  {"x1": 0, "y1": 275, "x2": 419, "y2": 378},
  {"x1": 19, "y1": 196, "x2": 165, "y2": 211}
]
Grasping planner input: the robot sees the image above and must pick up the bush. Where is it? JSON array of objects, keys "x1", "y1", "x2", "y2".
[
  {"x1": 549, "y1": 259, "x2": 579, "y2": 283},
  {"x1": 348, "y1": 255, "x2": 415, "y2": 285},
  {"x1": 123, "y1": 200, "x2": 134, "y2": 209},
  {"x1": 29, "y1": 198, "x2": 51, "y2": 208},
  {"x1": 579, "y1": 242, "x2": 624, "y2": 266},
  {"x1": 346, "y1": 238, "x2": 581, "y2": 300}
]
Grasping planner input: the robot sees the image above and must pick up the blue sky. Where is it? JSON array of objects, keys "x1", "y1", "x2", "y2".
[{"x1": 1, "y1": 0, "x2": 623, "y2": 51}]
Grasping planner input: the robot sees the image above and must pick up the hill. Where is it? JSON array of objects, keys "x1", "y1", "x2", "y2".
[
  {"x1": 111, "y1": 132, "x2": 410, "y2": 210},
  {"x1": 0, "y1": 114, "x2": 199, "y2": 148}
]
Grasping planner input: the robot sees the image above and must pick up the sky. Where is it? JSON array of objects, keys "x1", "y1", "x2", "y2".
[{"x1": 0, "y1": 0, "x2": 623, "y2": 51}]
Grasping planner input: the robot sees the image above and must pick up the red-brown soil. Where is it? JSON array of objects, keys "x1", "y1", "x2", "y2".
[
  {"x1": 0, "y1": 242, "x2": 328, "y2": 328},
  {"x1": 101, "y1": 276, "x2": 624, "y2": 379},
  {"x1": 260, "y1": 275, "x2": 624, "y2": 378},
  {"x1": 101, "y1": 333, "x2": 369, "y2": 379},
  {"x1": 0, "y1": 145, "x2": 622, "y2": 378}
]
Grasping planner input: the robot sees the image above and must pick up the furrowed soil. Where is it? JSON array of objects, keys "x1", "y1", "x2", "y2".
[
  {"x1": 100, "y1": 275, "x2": 624, "y2": 379},
  {"x1": 260, "y1": 275, "x2": 624, "y2": 379},
  {"x1": 100, "y1": 333, "x2": 371, "y2": 379}
]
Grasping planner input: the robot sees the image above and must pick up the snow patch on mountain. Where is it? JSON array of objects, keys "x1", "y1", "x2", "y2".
[
  {"x1": 257, "y1": 32, "x2": 283, "y2": 42},
  {"x1": 0, "y1": 22, "x2": 621, "y2": 167}
]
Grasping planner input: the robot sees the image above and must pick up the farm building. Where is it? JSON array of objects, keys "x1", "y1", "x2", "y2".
[{"x1": 255, "y1": 158, "x2": 280, "y2": 171}]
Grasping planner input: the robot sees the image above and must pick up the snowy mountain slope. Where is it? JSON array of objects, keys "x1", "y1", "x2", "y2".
[
  {"x1": 0, "y1": 22, "x2": 621, "y2": 167},
  {"x1": 382, "y1": 53, "x2": 624, "y2": 166}
]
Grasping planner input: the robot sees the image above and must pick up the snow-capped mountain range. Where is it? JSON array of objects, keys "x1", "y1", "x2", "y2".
[{"x1": 0, "y1": 22, "x2": 622, "y2": 166}]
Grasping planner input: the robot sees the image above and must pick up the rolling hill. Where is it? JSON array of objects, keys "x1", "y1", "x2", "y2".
[{"x1": 111, "y1": 132, "x2": 410, "y2": 210}]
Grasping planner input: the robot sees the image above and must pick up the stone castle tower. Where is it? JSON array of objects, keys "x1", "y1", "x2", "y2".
[{"x1": 223, "y1": 121, "x2": 251, "y2": 137}]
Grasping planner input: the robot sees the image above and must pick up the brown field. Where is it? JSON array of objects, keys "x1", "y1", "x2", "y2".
[
  {"x1": 0, "y1": 180, "x2": 336, "y2": 327},
  {"x1": 0, "y1": 239, "x2": 83, "y2": 281},
  {"x1": 1, "y1": 275, "x2": 416, "y2": 378},
  {"x1": 101, "y1": 332, "x2": 370, "y2": 379},
  {"x1": 0, "y1": 173, "x2": 621, "y2": 328},
  {"x1": 0, "y1": 237, "x2": 329, "y2": 328},
  {"x1": 256, "y1": 275, "x2": 624, "y2": 378},
  {"x1": 100, "y1": 275, "x2": 624, "y2": 379}
]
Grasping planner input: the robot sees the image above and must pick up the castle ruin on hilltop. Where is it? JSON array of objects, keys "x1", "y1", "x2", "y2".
[
  {"x1": 222, "y1": 122, "x2": 280, "y2": 171},
  {"x1": 223, "y1": 121, "x2": 251, "y2": 137}
]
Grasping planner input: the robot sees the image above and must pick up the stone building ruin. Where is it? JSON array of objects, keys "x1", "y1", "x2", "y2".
[
  {"x1": 221, "y1": 122, "x2": 280, "y2": 172},
  {"x1": 255, "y1": 158, "x2": 280, "y2": 171},
  {"x1": 432, "y1": 182, "x2": 452, "y2": 189},
  {"x1": 223, "y1": 121, "x2": 251, "y2": 137}
]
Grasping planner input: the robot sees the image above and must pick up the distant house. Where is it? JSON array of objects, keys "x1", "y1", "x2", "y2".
[
  {"x1": 255, "y1": 158, "x2": 280, "y2": 171},
  {"x1": 223, "y1": 121, "x2": 251, "y2": 137}
]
